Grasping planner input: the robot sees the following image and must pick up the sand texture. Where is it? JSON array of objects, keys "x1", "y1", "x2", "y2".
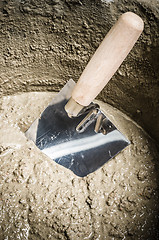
[
  {"x1": 0, "y1": 0, "x2": 159, "y2": 239},
  {"x1": 0, "y1": 0, "x2": 159, "y2": 142},
  {"x1": 0, "y1": 92, "x2": 159, "y2": 240}
]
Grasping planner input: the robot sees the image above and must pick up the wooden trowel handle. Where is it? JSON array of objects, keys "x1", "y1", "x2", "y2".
[{"x1": 65, "y1": 12, "x2": 144, "y2": 117}]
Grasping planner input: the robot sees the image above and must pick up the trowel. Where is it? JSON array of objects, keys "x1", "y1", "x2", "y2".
[{"x1": 25, "y1": 12, "x2": 144, "y2": 177}]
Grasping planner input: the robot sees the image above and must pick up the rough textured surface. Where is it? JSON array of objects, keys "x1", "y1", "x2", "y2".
[
  {"x1": 0, "y1": 0, "x2": 159, "y2": 142},
  {"x1": 0, "y1": 92, "x2": 159, "y2": 240},
  {"x1": 0, "y1": 0, "x2": 159, "y2": 239}
]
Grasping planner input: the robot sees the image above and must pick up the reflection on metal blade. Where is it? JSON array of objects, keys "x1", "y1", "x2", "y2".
[{"x1": 25, "y1": 79, "x2": 129, "y2": 177}]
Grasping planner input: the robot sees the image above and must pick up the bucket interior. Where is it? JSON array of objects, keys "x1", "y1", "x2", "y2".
[{"x1": 0, "y1": 0, "x2": 159, "y2": 239}]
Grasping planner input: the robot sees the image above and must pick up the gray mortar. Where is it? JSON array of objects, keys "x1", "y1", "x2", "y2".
[
  {"x1": 0, "y1": 0, "x2": 159, "y2": 239},
  {"x1": 0, "y1": 92, "x2": 159, "y2": 240}
]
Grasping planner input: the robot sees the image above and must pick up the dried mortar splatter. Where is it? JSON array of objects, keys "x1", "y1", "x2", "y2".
[{"x1": 0, "y1": 92, "x2": 159, "y2": 240}]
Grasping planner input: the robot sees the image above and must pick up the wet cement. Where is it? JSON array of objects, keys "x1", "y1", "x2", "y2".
[
  {"x1": 0, "y1": 0, "x2": 159, "y2": 239},
  {"x1": 0, "y1": 92, "x2": 159, "y2": 240}
]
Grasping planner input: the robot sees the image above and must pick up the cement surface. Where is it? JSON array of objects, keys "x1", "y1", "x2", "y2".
[
  {"x1": 0, "y1": 0, "x2": 159, "y2": 142},
  {"x1": 0, "y1": 0, "x2": 159, "y2": 239},
  {"x1": 0, "y1": 92, "x2": 159, "y2": 239}
]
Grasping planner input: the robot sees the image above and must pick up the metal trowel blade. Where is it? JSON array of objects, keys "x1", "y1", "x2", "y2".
[{"x1": 25, "y1": 79, "x2": 129, "y2": 177}]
